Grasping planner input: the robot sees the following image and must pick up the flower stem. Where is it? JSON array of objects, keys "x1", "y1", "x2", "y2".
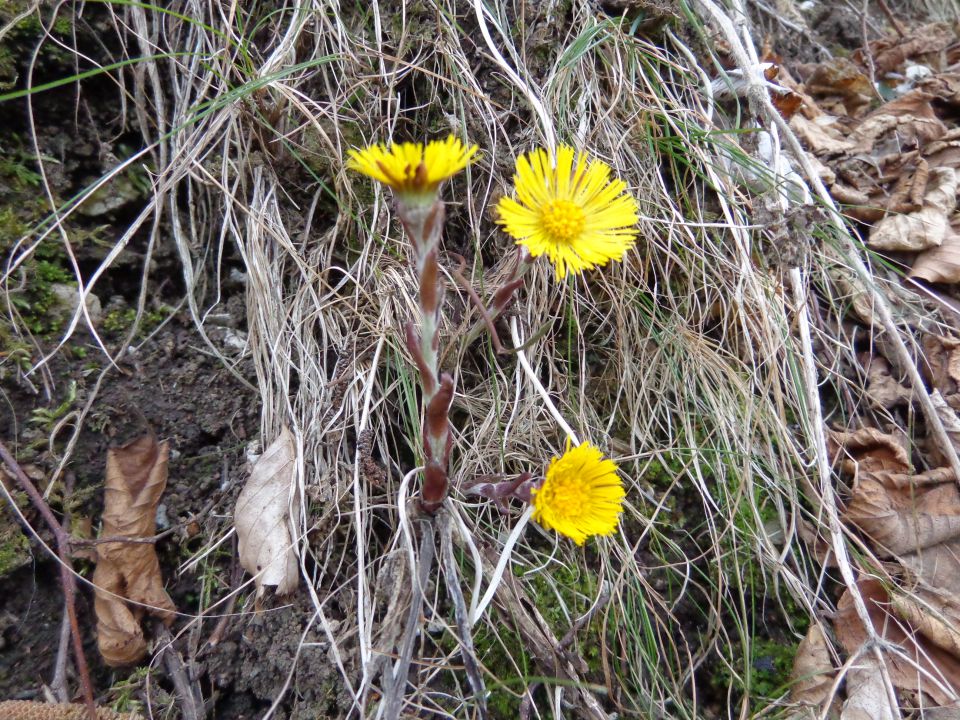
[{"x1": 399, "y1": 198, "x2": 453, "y2": 513}]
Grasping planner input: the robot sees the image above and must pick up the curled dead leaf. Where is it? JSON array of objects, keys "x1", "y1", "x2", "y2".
[
  {"x1": 92, "y1": 434, "x2": 176, "y2": 667},
  {"x1": 827, "y1": 427, "x2": 911, "y2": 477},
  {"x1": 845, "y1": 475, "x2": 960, "y2": 556},
  {"x1": 849, "y1": 90, "x2": 948, "y2": 155},
  {"x1": 854, "y1": 23, "x2": 955, "y2": 76},
  {"x1": 890, "y1": 586, "x2": 960, "y2": 659},
  {"x1": 235, "y1": 426, "x2": 300, "y2": 597}
]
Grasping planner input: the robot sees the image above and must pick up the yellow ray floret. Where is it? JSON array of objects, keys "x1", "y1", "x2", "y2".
[
  {"x1": 496, "y1": 145, "x2": 639, "y2": 279},
  {"x1": 346, "y1": 135, "x2": 479, "y2": 197},
  {"x1": 531, "y1": 439, "x2": 625, "y2": 545}
]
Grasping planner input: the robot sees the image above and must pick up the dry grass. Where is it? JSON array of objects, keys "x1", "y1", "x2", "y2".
[{"x1": 5, "y1": 0, "x2": 957, "y2": 717}]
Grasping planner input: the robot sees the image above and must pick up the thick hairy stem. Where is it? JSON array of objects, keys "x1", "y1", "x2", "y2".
[{"x1": 399, "y1": 198, "x2": 452, "y2": 513}]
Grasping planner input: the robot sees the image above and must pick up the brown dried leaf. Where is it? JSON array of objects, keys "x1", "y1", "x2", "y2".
[
  {"x1": 929, "y1": 391, "x2": 960, "y2": 468},
  {"x1": 901, "y1": 539, "x2": 960, "y2": 596},
  {"x1": 890, "y1": 586, "x2": 960, "y2": 658},
  {"x1": 863, "y1": 355, "x2": 913, "y2": 410},
  {"x1": 792, "y1": 114, "x2": 858, "y2": 155},
  {"x1": 840, "y1": 653, "x2": 896, "y2": 720},
  {"x1": 855, "y1": 23, "x2": 955, "y2": 76},
  {"x1": 911, "y1": 218, "x2": 960, "y2": 284},
  {"x1": 849, "y1": 90, "x2": 948, "y2": 155},
  {"x1": 235, "y1": 426, "x2": 300, "y2": 597},
  {"x1": 925, "y1": 129, "x2": 960, "y2": 171},
  {"x1": 922, "y1": 335, "x2": 960, "y2": 405},
  {"x1": 845, "y1": 475, "x2": 960, "y2": 556},
  {"x1": 827, "y1": 427, "x2": 911, "y2": 477},
  {"x1": 804, "y1": 58, "x2": 875, "y2": 116},
  {"x1": 836, "y1": 580, "x2": 960, "y2": 706},
  {"x1": 790, "y1": 625, "x2": 838, "y2": 709},
  {"x1": 92, "y1": 435, "x2": 176, "y2": 667},
  {"x1": 870, "y1": 168, "x2": 957, "y2": 251}
]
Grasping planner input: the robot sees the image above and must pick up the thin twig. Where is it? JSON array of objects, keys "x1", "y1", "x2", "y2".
[
  {"x1": 50, "y1": 472, "x2": 77, "y2": 704},
  {"x1": 0, "y1": 440, "x2": 95, "y2": 719},
  {"x1": 448, "y1": 253, "x2": 506, "y2": 354},
  {"x1": 156, "y1": 624, "x2": 205, "y2": 720},
  {"x1": 873, "y1": 0, "x2": 908, "y2": 37}
]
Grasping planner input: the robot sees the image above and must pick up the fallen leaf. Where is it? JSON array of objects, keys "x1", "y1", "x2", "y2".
[
  {"x1": 235, "y1": 426, "x2": 300, "y2": 597},
  {"x1": 845, "y1": 475, "x2": 960, "y2": 556},
  {"x1": 849, "y1": 90, "x2": 948, "y2": 155},
  {"x1": 854, "y1": 23, "x2": 955, "y2": 76},
  {"x1": 792, "y1": 114, "x2": 857, "y2": 155},
  {"x1": 804, "y1": 57, "x2": 875, "y2": 116},
  {"x1": 790, "y1": 625, "x2": 838, "y2": 710},
  {"x1": 890, "y1": 586, "x2": 960, "y2": 658},
  {"x1": 925, "y1": 128, "x2": 960, "y2": 171},
  {"x1": 901, "y1": 538, "x2": 960, "y2": 596},
  {"x1": 862, "y1": 355, "x2": 913, "y2": 410},
  {"x1": 836, "y1": 580, "x2": 960, "y2": 706},
  {"x1": 929, "y1": 390, "x2": 960, "y2": 467},
  {"x1": 910, "y1": 218, "x2": 960, "y2": 284},
  {"x1": 827, "y1": 427, "x2": 911, "y2": 477},
  {"x1": 92, "y1": 434, "x2": 176, "y2": 667},
  {"x1": 922, "y1": 335, "x2": 960, "y2": 407},
  {"x1": 840, "y1": 652, "x2": 896, "y2": 720},
  {"x1": 870, "y1": 168, "x2": 957, "y2": 251}
]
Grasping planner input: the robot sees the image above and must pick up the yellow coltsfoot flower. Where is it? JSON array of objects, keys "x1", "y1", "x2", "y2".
[
  {"x1": 496, "y1": 145, "x2": 639, "y2": 279},
  {"x1": 346, "y1": 135, "x2": 478, "y2": 202},
  {"x1": 531, "y1": 439, "x2": 625, "y2": 545}
]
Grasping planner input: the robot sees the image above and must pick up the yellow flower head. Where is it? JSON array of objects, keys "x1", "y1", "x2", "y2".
[
  {"x1": 531, "y1": 440, "x2": 625, "y2": 545},
  {"x1": 496, "y1": 145, "x2": 639, "y2": 279},
  {"x1": 346, "y1": 135, "x2": 478, "y2": 200}
]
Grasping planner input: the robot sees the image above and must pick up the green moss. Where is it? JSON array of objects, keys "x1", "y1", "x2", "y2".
[
  {"x1": 101, "y1": 304, "x2": 173, "y2": 336},
  {"x1": 0, "y1": 3, "x2": 74, "y2": 88},
  {"x1": 0, "y1": 514, "x2": 30, "y2": 577},
  {"x1": 471, "y1": 621, "x2": 528, "y2": 717}
]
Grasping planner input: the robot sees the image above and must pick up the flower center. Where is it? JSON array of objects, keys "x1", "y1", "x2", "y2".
[
  {"x1": 543, "y1": 472, "x2": 587, "y2": 519},
  {"x1": 541, "y1": 199, "x2": 585, "y2": 243}
]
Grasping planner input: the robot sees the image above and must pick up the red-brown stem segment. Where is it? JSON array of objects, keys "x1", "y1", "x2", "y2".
[
  {"x1": 420, "y1": 461, "x2": 448, "y2": 513},
  {"x1": 405, "y1": 322, "x2": 437, "y2": 397},
  {"x1": 419, "y1": 249, "x2": 440, "y2": 316},
  {"x1": 0, "y1": 441, "x2": 96, "y2": 720},
  {"x1": 424, "y1": 373, "x2": 454, "y2": 463}
]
